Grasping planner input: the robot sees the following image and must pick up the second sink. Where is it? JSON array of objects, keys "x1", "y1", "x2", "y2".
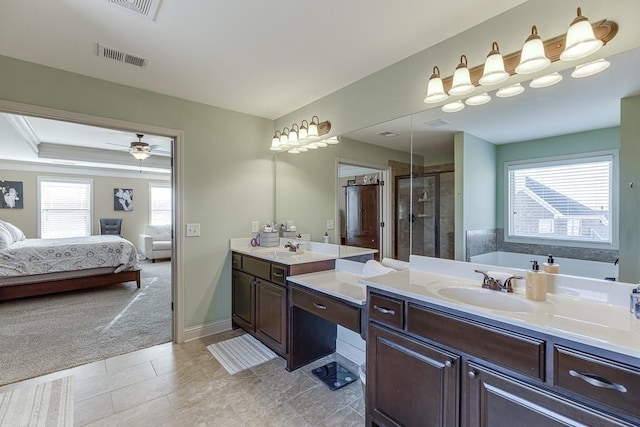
[{"x1": 437, "y1": 287, "x2": 535, "y2": 313}]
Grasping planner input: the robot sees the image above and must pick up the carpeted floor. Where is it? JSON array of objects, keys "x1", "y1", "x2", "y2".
[{"x1": 0, "y1": 260, "x2": 172, "y2": 386}]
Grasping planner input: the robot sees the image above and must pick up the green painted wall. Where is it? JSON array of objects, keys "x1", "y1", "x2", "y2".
[
  {"x1": 495, "y1": 127, "x2": 620, "y2": 228},
  {"x1": 0, "y1": 55, "x2": 274, "y2": 330},
  {"x1": 619, "y1": 95, "x2": 640, "y2": 282}
]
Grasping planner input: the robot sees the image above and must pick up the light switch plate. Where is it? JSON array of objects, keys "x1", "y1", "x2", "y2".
[
  {"x1": 186, "y1": 223, "x2": 200, "y2": 237},
  {"x1": 326, "y1": 220, "x2": 335, "y2": 230},
  {"x1": 252, "y1": 221, "x2": 259, "y2": 233}
]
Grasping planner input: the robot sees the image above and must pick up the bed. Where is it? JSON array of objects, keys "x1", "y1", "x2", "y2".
[{"x1": 0, "y1": 224, "x2": 141, "y2": 301}]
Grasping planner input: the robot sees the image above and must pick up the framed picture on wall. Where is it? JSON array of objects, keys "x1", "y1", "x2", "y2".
[
  {"x1": 114, "y1": 188, "x2": 133, "y2": 211},
  {"x1": 0, "y1": 181, "x2": 23, "y2": 209}
]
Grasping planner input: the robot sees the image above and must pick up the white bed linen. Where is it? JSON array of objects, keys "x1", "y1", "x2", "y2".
[{"x1": 0, "y1": 235, "x2": 138, "y2": 276}]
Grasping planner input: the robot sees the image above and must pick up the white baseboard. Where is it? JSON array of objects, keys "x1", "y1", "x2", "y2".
[
  {"x1": 336, "y1": 338, "x2": 366, "y2": 366},
  {"x1": 183, "y1": 318, "x2": 232, "y2": 342}
]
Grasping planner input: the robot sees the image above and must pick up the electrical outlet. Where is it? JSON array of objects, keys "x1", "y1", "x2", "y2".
[
  {"x1": 186, "y1": 223, "x2": 200, "y2": 237},
  {"x1": 252, "y1": 221, "x2": 259, "y2": 233},
  {"x1": 326, "y1": 219, "x2": 335, "y2": 230}
]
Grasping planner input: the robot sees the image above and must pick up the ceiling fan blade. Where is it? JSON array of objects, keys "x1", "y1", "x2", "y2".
[{"x1": 105, "y1": 142, "x2": 130, "y2": 148}]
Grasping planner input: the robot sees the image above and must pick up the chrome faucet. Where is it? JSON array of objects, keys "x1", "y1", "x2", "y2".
[
  {"x1": 284, "y1": 241, "x2": 302, "y2": 252},
  {"x1": 474, "y1": 270, "x2": 523, "y2": 293}
]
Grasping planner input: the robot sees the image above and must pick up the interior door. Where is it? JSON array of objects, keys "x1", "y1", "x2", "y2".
[{"x1": 345, "y1": 185, "x2": 380, "y2": 257}]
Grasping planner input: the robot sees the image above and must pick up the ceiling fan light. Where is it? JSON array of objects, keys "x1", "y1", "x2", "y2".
[
  {"x1": 441, "y1": 100, "x2": 465, "y2": 113},
  {"x1": 571, "y1": 58, "x2": 610, "y2": 78},
  {"x1": 449, "y1": 55, "x2": 475, "y2": 96},
  {"x1": 529, "y1": 72, "x2": 563, "y2": 88},
  {"x1": 479, "y1": 42, "x2": 509, "y2": 86},
  {"x1": 560, "y1": 7, "x2": 603, "y2": 61},
  {"x1": 496, "y1": 83, "x2": 525, "y2": 98},
  {"x1": 424, "y1": 66, "x2": 449, "y2": 103},
  {"x1": 129, "y1": 134, "x2": 151, "y2": 161},
  {"x1": 130, "y1": 150, "x2": 150, "y2": 161},
  {"x1": 516, "y1": 26, "x2": 551, "y2": 74},
  {"x1": 465, "y1": 93, "x2": 491, "y2": 106}
]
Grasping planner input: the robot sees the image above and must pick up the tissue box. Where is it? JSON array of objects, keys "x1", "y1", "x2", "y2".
[{"x1": 259, "y1": 231, "x2": 280, "y2": 247}]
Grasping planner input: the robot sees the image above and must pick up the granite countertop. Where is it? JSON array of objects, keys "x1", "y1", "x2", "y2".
[{"x1": 360, "y1": 268, "x2": 640, "y2": 359}]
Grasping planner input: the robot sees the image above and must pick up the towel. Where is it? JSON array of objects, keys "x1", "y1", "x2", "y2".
[
  {"x1": 363, "y1": 260, "x2": 396, "y2": 277},
  {"x1": 488, "y1": 271, "x2": 519, "y2": 286},
  {"x1": 381, "y1": 258, "x2": 410, "y2": 271}
]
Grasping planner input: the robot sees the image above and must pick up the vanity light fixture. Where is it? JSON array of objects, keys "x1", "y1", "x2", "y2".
[
  {"x1": 279, "y1": 127, "x2": 289, "y2": 145},
  {"x1": 571, "y1": 58, "x2": 610, "y2": 78},
  {"x1": 448, "y1": 55, "x2": 475, "y2": 96},
  {"x1": 424, "y1": 66, "x2": 448, "y2": 104},
  {"x1": 496, "y1": 83, "x2": 525, "y2": 98},
  {"x1": 299, "y1": 120, "x2": 309, "y2": 140},
  {"x1": 560, "y1": 7, "x2": 603, "y2": 62},
  {"x1": 465, "y1": 93, "x2": 491, "y2": 106},
  {"x1": 529, "y1": 72, "x2": 563, "y2": 88},
  {"x1": 270, "y1": 131, "x2": 282, "y2": 151},
  {"x1": 270, "y1": 116, "x2": 332, "y2": 154},
  {"x1": 307, "y1": 116, "x2": 320, "y2": 138},
  {"x1": 288, "y1": 124, "x2": 299, "y2": 144},
  {"x1": 442, "y1": 100, "x2": 465, "y2": 113},
  {"x1": 516, "y1": 26, "x2": 551, "y2": 74},
  {"x1": 479, "y1": 42, "x2": 509, "y2": 86}
]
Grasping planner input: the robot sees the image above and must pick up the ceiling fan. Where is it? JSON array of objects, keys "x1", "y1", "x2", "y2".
[{"x1": 106, "y1": 133, "x2": 170, "y2": 161}]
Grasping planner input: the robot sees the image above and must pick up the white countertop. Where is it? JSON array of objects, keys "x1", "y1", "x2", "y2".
[
  {"x1": 287, "y1": 269, "x2": 367, "y2": 305},
  {"x1": 360, "y1": 267, "x2": 640, "y2": 359}
]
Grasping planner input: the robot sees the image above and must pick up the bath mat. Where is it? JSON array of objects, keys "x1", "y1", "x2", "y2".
[
  {"x1": 207, "y1": 334, "x2": 278, "y2": 375},
  {"x1": 311, "y1": 362, "x2": 357, "y2": 391},
  {"x1": 0, "y1": 375, "x2": 74, "y2": 427}
]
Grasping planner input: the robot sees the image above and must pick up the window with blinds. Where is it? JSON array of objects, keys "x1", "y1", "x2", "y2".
[
  {"x1": 39, "y1": 177, "x2": 92, "y2": 239},
  {"x1": 149, "y1": 183, "x2": 171, "y2": 225},
  {"x1": 507, "y1": 153, "x2": 614, "y2": 245}
]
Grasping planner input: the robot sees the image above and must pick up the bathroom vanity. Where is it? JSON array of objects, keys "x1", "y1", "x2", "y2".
[{"x1": 360, "y1": 259, "x2": 640, "y2": 427}]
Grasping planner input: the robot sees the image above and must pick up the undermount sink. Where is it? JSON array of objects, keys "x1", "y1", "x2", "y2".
[
  {"x1": 253, "y1": 247, "x2": 296, "y2": 257},
  {"x1": 437, "y1": 287, "x2": 535, "y2": 313}
]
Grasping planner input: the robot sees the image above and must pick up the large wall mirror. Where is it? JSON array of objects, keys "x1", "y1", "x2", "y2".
[{"x1": 275, "y1": 46, "x2": 640, "y2": 281}]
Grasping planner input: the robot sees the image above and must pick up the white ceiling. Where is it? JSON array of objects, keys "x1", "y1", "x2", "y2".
[{"x1": 0, "y1": 0, "x2": 527, "y2": 120}]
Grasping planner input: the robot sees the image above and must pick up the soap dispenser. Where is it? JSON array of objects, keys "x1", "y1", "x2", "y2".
[
  {"x1": 323, "y1": 232, "x2": 329, "y2": 244},
  {"x1": 526, "y1": 261, "x2": 547, "y2": 301},
  {"x1": 543, "y1": 254, "x2": 560, "y2": 274}
]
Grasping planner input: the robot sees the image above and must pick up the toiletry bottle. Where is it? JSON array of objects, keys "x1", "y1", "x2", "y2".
[
  {"x1": 323, "y1": 232, "x2": 329, "y2": 244},
  {"x1": 526, "y1": 261, "x2": 547, "y2": 301},
  {"x1": 543, "y1": 254, "x2": 560, "y2": 274}
]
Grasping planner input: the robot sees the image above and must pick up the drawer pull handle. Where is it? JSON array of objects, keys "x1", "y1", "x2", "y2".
[
  {"x1": 444, "y1": 360, "x2": 452, "y2": 368},
  {"x1": 569, "y1": 370, "x2": 627, "y2": 393},
  {"x1": 373, "y1": 305, "x2": 395, "y2": 315},
  {"x1": 313, "y1": 302, "x2": 327, "y2": 310},
  {"x1": 273, "y1": 272, "x2": 284, "y2": 278},
  {"x1": 468, "y1": 370, "x2": 477, "y2": 379}
]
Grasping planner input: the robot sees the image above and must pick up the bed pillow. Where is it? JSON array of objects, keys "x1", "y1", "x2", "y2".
[
  {"x1": 0, "y1": 222, "x2": 13, "y2": 250},
  {"x1": 0, "y1": 220, "x2": 26, "y2": 242}
]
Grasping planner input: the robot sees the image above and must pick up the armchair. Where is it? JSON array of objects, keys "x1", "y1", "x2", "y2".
[{"x1": 138, "y1": 224, "x2": 172, "y2": 262}]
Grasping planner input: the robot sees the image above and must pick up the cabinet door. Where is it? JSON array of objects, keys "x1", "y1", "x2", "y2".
[
  {"x1": 345, "y1": 185, "x2": 379, "y2": 250},
  {"x1": 367, "y1": 323, "x2": 459, "y2": 427},
  {"x1": 255, "y1": 279, "x2": 287, "y2": 355},
  {"x1": 465, "y1": 362, "x2": 630, "y2": 427},
  {"x1": 232, "y1": 270, "x2": 255, "y2": 332}
]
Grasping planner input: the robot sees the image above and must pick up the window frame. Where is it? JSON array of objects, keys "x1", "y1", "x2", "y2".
[
  {"x1": 37, "y1": 176, "x2": 93, "y2": 239},
  {"x1": 148, "y1": 181, "x2": 172, "y2": 226},
  {"x1": 504, "y1": 150, "x2": 618, "y2": 249}
]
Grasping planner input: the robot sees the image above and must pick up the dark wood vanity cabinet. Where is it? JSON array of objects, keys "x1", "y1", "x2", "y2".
[
  {"x1": 231, "y1": 269, "x2": 254, "y2": 331},
  {"x1": 366, "y1": 288, "x2": 640, "y2": 427},
  {"x1": 255, "y1": 278, "x2": 287, "y2": 354}
]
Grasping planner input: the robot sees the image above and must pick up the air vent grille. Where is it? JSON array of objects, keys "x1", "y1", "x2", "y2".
[
  {"x1": 106, "y1": 0, "x2": 160, "y2": 20},
  {"x1": 97, "y1": 44, "x2": 149, "y2": 69}
]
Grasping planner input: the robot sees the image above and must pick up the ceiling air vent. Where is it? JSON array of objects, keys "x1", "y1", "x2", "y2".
[
  {"x1": 97, "y1": 44, "x2": 149, "y2": 69},
  {"x1": 106, "y1": 0, "x2": 161, "y2": 20}
]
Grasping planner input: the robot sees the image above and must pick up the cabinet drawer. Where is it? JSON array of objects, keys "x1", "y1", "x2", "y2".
[
  {"x1": 554, "y1": 346, "x2": 640, "y2": 418},
  {"x1": 407, "y1": 304, "x2": 545, "y2": 381},
  {"x1": 232, "y1": 253, "x2": 242, "y2": 270},
  {"x1": 291, "y1": 286, "x2": 361, "y2": 333},
  {"x1": 271, "y1": 264, "x2": 287, "y2": 286},
  {"x1": 242, "y1": 256, "x2": 271, "y2": 281},
  {"x1": 369, "y1": 293, "x2": 403, "y2": 330}
]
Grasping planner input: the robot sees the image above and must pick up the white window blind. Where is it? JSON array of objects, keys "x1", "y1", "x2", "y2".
[
  {"x1": 150, "y1": 183, "x2": 171, "y2": 225},
  {"x1": 39, "y1": 178, "x2": 92, "y2": 239},
  {"x1": 507, "y1": 154, "x2": 613, "y2": 245}
]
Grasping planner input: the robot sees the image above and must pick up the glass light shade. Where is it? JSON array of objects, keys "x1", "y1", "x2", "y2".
[
  {"x1": 424, "y1": 66, "x2": 448, "y2": 103},
  {"x1": 441, "y1": 101, "x2": 465, "y2": 113},
  {"x1": 298, "y1": 122, "x2": 308, "y2": 140},
  {"x1": 288, "y1": 148, "x2": 300, "y2": 154},
  {"x1": 465, "y1": 93, "x2": 491, "y2": 106},
  {"x1": 529, "y1": 72, "x2": 563, "y2": 88},
  {"x1": 496, "y1": 83, "x2": 525, "y2": 98},
  {"x1": 315, "y1": 141, "x2": 328, "y2": 148},
  {"x1": 560, "y1": 8, "x2": 603, "y2": 61},
  {"x1": 131, "y1": 150, "x2": 150, "y2": 160},
  {"x1": 307, "y1": 116, "x2": 320, "y2": 138},
  {"x1": 449, "y1": 55, "x2": 475, "y2": 96},
  {"x1": 479, "y1": 43, "x2": 509, "y2": 86},
  {"x1": 279, "y1": 128, "x2": 289, "y2": 145},
  {"x1": 571, "y1": 58, "x2": 610, "y2": 78},
  {"x1": 269, "y1": 140, "x2": 282, "y2": 151},
  {"x1": 326, "y1": 136, "x2": 339, "y2": 145},
  {"x1": 288, "y1": 124, "x2": 298, "y2": 143},
  {"x1": 516, "y1": 26, "x2": 551, "y2": 74}
]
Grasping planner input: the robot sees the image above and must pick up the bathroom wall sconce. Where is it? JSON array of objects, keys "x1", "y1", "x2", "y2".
[
  {"x1": 270, "y1": 116, "x2": 333, "y2": 152},
  {"x1": 424, "y1": 7, "x2": 618, "y2": 112}
]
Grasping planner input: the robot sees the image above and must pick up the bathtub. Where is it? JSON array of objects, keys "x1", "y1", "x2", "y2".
[{"x1": 469, "y1": 251, "x2": 618, "y2": 281}]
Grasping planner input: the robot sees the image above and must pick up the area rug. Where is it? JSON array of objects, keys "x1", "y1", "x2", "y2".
[
  {"x1": 0, "y1": 376, "x2": 74, "y2": 426},
  {"x1": 0, "y1": 261, "x2": 172, "y2": 386},
  {"x1": 207, "y1": 334, "x2": 278, "y2": 375}
]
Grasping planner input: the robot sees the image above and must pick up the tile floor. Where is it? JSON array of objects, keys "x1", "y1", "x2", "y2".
[{"x1": 0, "y1": 329, "x2": 365, "y2": 426}]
